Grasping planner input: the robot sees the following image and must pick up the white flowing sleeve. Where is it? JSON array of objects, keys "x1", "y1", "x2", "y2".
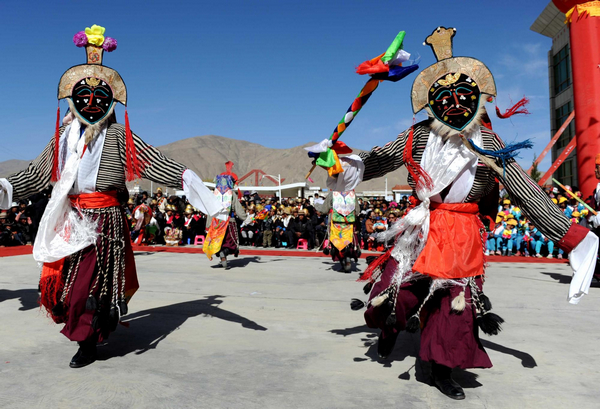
[
  {"x1": 568, "y1": 231, "x2": 599, "y2": 304},
  {"x1": 0, "y1": 178, "x2": 13, "y2": 210},
  {"x1": 182, "y1": 169, "x2": 227, "y2": 221}
]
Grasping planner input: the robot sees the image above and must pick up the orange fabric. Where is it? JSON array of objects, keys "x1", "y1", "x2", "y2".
[
  {"x1": 412, "y1": 202, "x2": 484, "y2": 279},
  {"x1": 327, "y1": 150, "x2": 344, "y2": 177},
  {"x1": 596, "y1": 153, "x2": 600, "y2": 165},
  {"x1": 69, "y1": 191, "x2": 120, "y2": 209}
]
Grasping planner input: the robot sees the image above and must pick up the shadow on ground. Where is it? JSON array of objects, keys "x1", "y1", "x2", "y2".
[
  {"x1": 321, "y1": 260, "x2": 361, "y2": 273},
  {"x1": 541, "y1": 272, "x2": 571, "y2": 284},
  {"x1": 330, "y1": 324, "x2": 537, "y2": 388},
  {"x1": 0, "y1": 288, "x2": 39, "y2": 311},
  {"x1": 98, "y1": 295, "x2": 267, "y2": 360},
  {"x1": 209, "y1": 256, "x2": 266, "y2": 269}
]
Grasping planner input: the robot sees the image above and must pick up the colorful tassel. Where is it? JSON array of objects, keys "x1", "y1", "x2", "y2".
[
  {"x1": 358, "y1": 248, "x2": 392, "y2": 282},
  {"x1": 51, "y1": 105, "x2": 61, "y2": 182},
  {"x1": 404, "y1": 125, "x2": 433, "y2": 191},
  {"x1": 467, "y1": 137, "x2": 534, "y2": 179},
  {"x1": 496, "y1": 97, "x2": 530, "y2": 119}
]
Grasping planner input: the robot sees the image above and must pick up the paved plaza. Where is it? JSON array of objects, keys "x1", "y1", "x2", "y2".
[{"x1": 1, "y1": 252, "x2": 599, "y2": 408}]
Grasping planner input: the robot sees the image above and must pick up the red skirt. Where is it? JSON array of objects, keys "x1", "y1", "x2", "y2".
[{"x1": 412, "y1": 202, "x2": 485, "y2": 279}]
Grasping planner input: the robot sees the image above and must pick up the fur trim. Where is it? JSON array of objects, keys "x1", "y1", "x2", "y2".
[
  {"x1": 451, "y1": 291, "x2": 466, "y2": 312},
  {"x1": 67, "y1": 99, "x2": 114, "y2": 144},
  {"x1": 427, "y1": 101, "x2": 487, "y2": 139}
]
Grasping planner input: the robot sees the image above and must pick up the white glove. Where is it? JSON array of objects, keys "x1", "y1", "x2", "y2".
[
  {"x1": 592, "y1": 213, "x2": 600, "y2": 228},
  {"x1": 0, "y1": 178, "x2": 13, "y2": 210}
]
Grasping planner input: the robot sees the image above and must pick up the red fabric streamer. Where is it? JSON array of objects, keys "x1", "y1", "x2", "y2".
[
  {"x1": 356, "y1": 55, "x2": 389, "y2": 75},
  {"x1": 51, "y1": 106, "x2": 61, "y2": 182},
  {"x1": 331, "y1": 140, "x2": 353, "y2": 155},
  {"x1": 403, "y1": 125, "x2": 433, "y2": 191},
  {"x1": 39, "y1": 259, "x2": 66, "y2": 323},
  {"x1": 125, "y1": 109, "x2": 142, "y2": 181},
  {"x1": 495, "y1": 97, "x2": 530, "y2": 119},
  {"x1": 358, "y1": 248, "x2": 393, "y2": 282}
]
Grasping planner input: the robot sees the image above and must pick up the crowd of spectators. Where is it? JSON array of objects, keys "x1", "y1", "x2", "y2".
[
  {"x1": 113, "y1": 190, "x2": 416, "y2": 250},
  {"x1": 484, "y1": 185, "x2": 589, "y2": 259},
  {"x1": 2, "y1": 184, "x2": 591, "y2": 259},
  {"x1": 0, "y1": 187, "x2": 51, "y2": 247}
]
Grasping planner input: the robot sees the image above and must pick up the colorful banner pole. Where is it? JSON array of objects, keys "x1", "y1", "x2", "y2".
[{"x1": 538, "y1": 136, "x2": 576, "y2": 186}]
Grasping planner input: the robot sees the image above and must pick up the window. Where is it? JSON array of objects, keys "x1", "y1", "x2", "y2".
[
  {"x1": 553, "y1": 45, "x2": 571, "y2": 95},
  {"x1": 556, "y1": 158, "x2": 574, "y2": 187},
  {"x1": 555, "y1": 102, "x2": 574, "y2": 149}
]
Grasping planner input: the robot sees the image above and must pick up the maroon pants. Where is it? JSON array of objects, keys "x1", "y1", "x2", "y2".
[{"x1": 364, "y1": 258, "x2": 492, "y2": 369}]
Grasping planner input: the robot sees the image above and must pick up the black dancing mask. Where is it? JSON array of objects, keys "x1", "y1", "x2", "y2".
[
  {"x1": 71, "y1": 77, "x2": 114, "y2": 125},
  {"x1": 428, "y1": 72, "x2": 480, "y2": 132}
]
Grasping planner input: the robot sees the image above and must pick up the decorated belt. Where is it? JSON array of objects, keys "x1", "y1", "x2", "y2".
[{"x1": 68, "y1": 191, "x2": 120, "y2": 209}]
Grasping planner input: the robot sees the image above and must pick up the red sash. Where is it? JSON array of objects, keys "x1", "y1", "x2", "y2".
[{"x1": 69, "y1": 191, "x2": 120, "y2": 209}]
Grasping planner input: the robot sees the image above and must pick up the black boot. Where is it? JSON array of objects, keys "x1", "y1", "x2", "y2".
[
  {"x1": 431, "y1": 362, "x2": 465, "y2": 400},
  {"x1": 377, "y1": 329, "x2": 399, "y2": 359},
  {"x1": 69, "y1": 339, "x2": 97, "y2": 368}
]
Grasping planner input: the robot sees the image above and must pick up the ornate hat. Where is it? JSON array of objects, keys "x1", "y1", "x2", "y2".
[
  {"x1": 184, "y1": 205, "x2": 194, "y2": 214},
  {"x1": 58, "y1": 25, "x2": 126, "y2": 109},
  {"x1": 411, "y1": 27, "x2": 496, "y2": 135},
  {"x1": 51, "y1": 25, "x2": 142, "y2": 183}
]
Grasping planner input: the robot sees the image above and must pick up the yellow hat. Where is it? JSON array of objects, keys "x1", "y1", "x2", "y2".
[
  {"x1": 572, "y1": 211, "x2": 580, "y2": 218},
  {"x1": 127, "y1": 198, "x2": 135, "y2": 205},
  {"x1": 552, "y1": 198, "x2": 558, "y2": 204},
  {"x1": 582, "y1": 209, "x2": 589, "y2": 216},
  {"x1": 559, "y1": 197, "x2": 568, "y2": 204},
  {"x1": 503, "y1": 199, "x2": 511, "y2": 205},
  {"x1": 506, "y1": 213, "x2": 515, "y2": 219},
  {"x1": 507, "y1": 219, "x2": 518, "y2": 226},
  {"x1": 156, "y1": 187, "x2": 163, "y2": 193}
]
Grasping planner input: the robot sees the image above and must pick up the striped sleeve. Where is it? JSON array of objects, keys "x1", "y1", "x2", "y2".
[
  {"x1": 486, "y1": 130, "x2": 572, "y2": 243},
  {"x1": 113, "y1": 124, "x2": 187, "y2": 190},
  {"x1": 358, "y1": 129, "x2": 409, "y2": 182},
  {"x1": 358, "y1": 122, "x2": 430, "y2": 182},
  {"x1": 7, "y1": 134, "x2": 56, "y2": 202}
]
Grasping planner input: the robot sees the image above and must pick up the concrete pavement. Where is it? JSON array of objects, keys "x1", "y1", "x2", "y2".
[{"x1": 1, "y1": 252, "x2": 599, "y2": 409}]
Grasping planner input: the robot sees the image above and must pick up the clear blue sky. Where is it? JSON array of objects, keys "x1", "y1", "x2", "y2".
[{"x1": 0, "y1": 0, "x2": 554, "y2": 171}]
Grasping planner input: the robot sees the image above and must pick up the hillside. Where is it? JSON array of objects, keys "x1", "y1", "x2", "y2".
[{"x1": 0, "y1": 135, "x2": 408, "y2": 195}]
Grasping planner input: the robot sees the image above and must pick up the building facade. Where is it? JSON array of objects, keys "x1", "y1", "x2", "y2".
[{"x1": 531, "y1": 2, "x2": 576, "y2": 187}]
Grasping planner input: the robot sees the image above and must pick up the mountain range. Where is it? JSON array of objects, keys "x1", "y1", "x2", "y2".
[{"x1": 0, "y1": 135, "x2": 408, "y2": 195}]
